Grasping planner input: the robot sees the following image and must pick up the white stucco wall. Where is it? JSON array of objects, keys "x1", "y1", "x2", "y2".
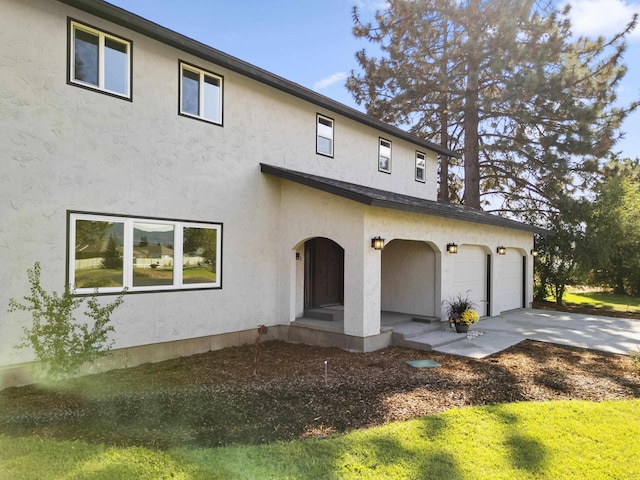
[{"x1": 0, "y1": 0, "x2": 536, "y2": 368}]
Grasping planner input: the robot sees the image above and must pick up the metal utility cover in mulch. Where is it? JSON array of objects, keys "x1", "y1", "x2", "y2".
[{"x1": 406, "y1": 359, "x2": 441, "y2": 368}]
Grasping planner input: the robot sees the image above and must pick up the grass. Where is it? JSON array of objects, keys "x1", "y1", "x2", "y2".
[
  {"x1": 2, "y1": 399, "x2": 639, "y2": 479},
  {"x1": 560, "y1": 288, "x2": 640, "y2": 314}
]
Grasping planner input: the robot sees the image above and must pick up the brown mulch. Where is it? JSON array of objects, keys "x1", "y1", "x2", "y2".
[{"x1": 1, "y1": 337, "x2": 639, "y2": 448}]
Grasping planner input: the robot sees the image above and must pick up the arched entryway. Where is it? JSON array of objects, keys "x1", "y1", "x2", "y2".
[
  {"x1": 304, "y1": 237, "x2": 344, "y2": 308},
  {"x1": 381, "y1": 239, "x2": 438, "y2": 317}
]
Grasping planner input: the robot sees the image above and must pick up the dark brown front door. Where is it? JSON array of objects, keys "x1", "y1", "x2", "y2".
[{"x1": 305, "y1": 238, "x2": 344, "y2": 307}]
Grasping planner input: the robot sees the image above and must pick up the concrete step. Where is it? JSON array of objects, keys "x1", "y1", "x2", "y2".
[
  {"x1": 391, "y1": 321, "x2": 442, "y2": 342},
  {"x1": 304, "y1": 307, "x2": 344, "y2": 322},
  {"x1": 399, "y1": 330, "x2": 468, "y2": 351},
  {"x1": 392, "y1": 321, "x2": 469, "y2": 351},
  {"x1": 411, "y1": 315, "x2": 440, "y2": 324}
]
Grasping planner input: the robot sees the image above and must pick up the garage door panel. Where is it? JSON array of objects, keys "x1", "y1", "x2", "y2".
[
  {"x1": 453, "y1": 246, "x2": 487, "y2": 316},
  {"x1": 501, "y1": 250, "x2": 523, "y2": 311}
]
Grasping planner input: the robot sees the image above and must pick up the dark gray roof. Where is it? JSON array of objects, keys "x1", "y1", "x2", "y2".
[
  {"x1": 261, "y1": 163, "x2": 548, "y2": 235},
  {"x1": 58, "y1": 0, "x2": 459, "y2": 159}
]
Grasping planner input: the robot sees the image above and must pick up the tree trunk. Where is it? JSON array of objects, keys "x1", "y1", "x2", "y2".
[
  {"x1": 438, "y1": 17, "x2": 450, "y2": 204},
  {"x1": 462, "y1": 1, "x2": 481, "y2": 210}
]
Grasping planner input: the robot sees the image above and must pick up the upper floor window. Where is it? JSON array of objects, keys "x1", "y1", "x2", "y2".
[
  {"x1": 316, "y1": 114, "x2": 334, "y2": 157},
  {"x1": 180, "y1": 62, "x2": 223, "y2": 125},
  {"x1": 415, "y1": 151, "x2": 426, "y2": 183},
  {"x1": 378, "y1": 138, "x2": 391, "y2": 173},
  {"x1": 68, "y1": 212, "x2": 222, "y2": 294},
  {"x1": 69, "y1": 20, "x2": 131, "y2": 99}
]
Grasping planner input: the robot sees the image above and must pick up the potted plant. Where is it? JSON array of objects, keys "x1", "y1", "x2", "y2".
[{"x1": 445, "y1": 292, "x2": 479, "y2": 333}]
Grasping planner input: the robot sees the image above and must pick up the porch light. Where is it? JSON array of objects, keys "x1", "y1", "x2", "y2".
[
  {"x1": 497, "y1": 246, "x2": 506, "y2": 255},
  {"x1": 531, "y1": 249, "x2": 539, "y2": 257},
  {"x1": 446, "y1": 243, "x2": 458, "y2": 254},
  {"x1": 371, "y1": 236, "x2": 385, "y2": 250}
]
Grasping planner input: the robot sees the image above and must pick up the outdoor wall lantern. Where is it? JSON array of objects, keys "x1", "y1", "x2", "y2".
[
  {"x1": 497, "y1": 246, "x2": 507, "y2": 255},
  {"x1": 371, "y1": 236, "x2": 385, "y2": 250},
  {"x1": 531, "y1": 249, "x2": 539, "y2": 257},
  {"x1": 446, "y1": 243, "x2": 458, "y2": 254}
]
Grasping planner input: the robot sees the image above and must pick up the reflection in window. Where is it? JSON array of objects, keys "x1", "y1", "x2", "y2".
[
  {"x1": 180, "y1": 63, "x2": 223, "y2": 124},
  {"x1": 183, "y1": 227, "x2": 217, "y2": 284},
  {"x1": 181, "y1": 68, "x2": 200, "y2": 116},
  {"x1": 74, "y1": 29, "x2": 99, "y2": 86},
  {"x1": 70, "y1": 21, "x2": 131, "y2": 98},
  {"x1": 74, "y1": 220, "x2": 124, "y2": 288},
  {"x1": 69, "y1": 213, "x2": 222, "y2": 293},
  {"x1": 133, "y1": 223, "x2": 174, "y2": 287}
]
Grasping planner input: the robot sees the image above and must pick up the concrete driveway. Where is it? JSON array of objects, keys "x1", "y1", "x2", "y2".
[{"x1": 433, "y1": 308, "x2": 640, "y2": 359}]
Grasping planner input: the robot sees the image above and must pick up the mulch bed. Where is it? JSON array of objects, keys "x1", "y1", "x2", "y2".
[{"x1": 1, "y1": 338, "x2": 639, "y2": 449}]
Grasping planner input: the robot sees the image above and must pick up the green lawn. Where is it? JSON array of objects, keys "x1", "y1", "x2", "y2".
[
  {"x1": 2, "y1": 399, "x2": 638, "y2": 479},
  {"x1": 560, "y1": 289, "x2": 640, "y2": 314}
]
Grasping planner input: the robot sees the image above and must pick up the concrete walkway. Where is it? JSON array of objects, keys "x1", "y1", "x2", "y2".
[{"x1": 433, "y1": 309, "x2": 640, "y2": 359}]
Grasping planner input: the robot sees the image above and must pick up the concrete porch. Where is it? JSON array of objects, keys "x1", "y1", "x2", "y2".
[{"x1": 291, "y1": 309, "x2": 467, "y2": 353}]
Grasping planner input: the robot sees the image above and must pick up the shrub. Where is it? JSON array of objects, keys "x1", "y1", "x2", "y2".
[
  {"x1": 631, "y1": 347, "x2": 640, "y2": 371},
  {"x1": 444, "y1": 292, "x2": 479, "y2": 325},
  {"x1": 8, "y1": 262, "x2": 126, "y2": 380}
]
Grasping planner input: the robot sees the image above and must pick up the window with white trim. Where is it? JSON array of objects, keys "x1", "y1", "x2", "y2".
[
  {"x1": 69, "y1": 20, "x2": 131, "y2": 99},
  {"x1": 415, "y1": 151, "x2": 426, "y2": 183},
  {"x1": 68, "y1": 212, "x2": 222, "y2": 294},
  {"x1": 180, "y1": 62, "x2": 223, "y2": 125},
  {"x1": 316, "y1": 114, "x2": 334, "y2": 157},
  {"x1": 378, "y1": 138, "x2": 391, "y2": 173}
]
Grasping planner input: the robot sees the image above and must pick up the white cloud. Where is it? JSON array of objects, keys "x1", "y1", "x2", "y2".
[
  {"x1": 351, "y1": 0, "x2": 389, "y2": 11},
  {"x1": 565, "y1": 0, "x2": 640, "y2": 39},
  {"x1": 313, "y1": 72, "x2": 349, "y2": 91}
]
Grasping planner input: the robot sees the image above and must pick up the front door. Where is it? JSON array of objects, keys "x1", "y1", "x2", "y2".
[{"x1": 305, "y1": 238, "x2": 344, "y2": 307}]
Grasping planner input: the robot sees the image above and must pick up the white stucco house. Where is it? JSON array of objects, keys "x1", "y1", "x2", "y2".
[{"x1": 0, "y1": 0, "x2": 545, "y2": 386}]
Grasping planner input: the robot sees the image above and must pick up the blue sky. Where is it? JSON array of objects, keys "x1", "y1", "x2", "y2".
[{"x1": 107, "y1": 0, "x2": 640, "y2": 160}]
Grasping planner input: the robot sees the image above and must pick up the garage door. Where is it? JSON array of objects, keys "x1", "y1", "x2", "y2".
[
  {"x1": 453, "y1": 245, "x2": 488, "y2": 317},
  {"x1": 501, "y1": 250, "x2": 524, "y2": 311}
]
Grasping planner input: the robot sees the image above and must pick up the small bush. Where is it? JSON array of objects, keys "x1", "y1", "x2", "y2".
[
  {"x1": 631, "y1": 347, "x2": 640, "y2": 371},
  {"x1": 8, "y1": 262, "x2": 126, "y2": 380}
]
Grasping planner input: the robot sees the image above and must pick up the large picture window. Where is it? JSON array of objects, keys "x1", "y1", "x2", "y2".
[
  {"x1": 69, "y1": 19, "x2": 131, "y2": 99},
  {"x1": 180, "y1": 62, "x2": 223, "y2": 125},
  {"x1": 68, "y1": 212, "x2": 222, "y2": 294}
]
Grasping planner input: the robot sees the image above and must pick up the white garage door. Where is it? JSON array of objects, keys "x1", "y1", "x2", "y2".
[
  {"x1": 453, "y1": 245, "x2": 488, "y2": 317},
  {"x1": 501, "y1": 250, "x2": 524, "y2": 311}
]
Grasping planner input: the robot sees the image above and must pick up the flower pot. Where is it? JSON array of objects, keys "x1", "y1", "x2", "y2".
[{"x1": 454, "y1": 323, "x2": 469, "y2": 334}]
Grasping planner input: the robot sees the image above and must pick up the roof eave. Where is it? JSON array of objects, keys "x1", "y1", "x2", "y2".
[{"x1": 260, "y1": 163, "x2": 550, "y2": 235}]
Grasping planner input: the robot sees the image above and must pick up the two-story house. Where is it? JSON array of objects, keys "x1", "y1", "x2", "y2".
[{"x1": 0, "y1": 0, "x2": 545, "y2": 386}]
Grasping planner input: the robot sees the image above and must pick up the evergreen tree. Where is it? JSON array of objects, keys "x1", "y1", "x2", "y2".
[
  {"x1": 348, "y1": 0, "x2": 638, "y2": 214},
  {"x1": 580, "y1": 158, "x2": 640, "y2": 295},
  {"x1": 101, "y1": 234, "x2": 122, "y2": 270}
]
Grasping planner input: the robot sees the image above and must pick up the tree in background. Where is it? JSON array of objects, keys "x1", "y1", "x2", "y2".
[
  {"x1": 533, "y1": 198, "x2": 587, "y2": 304},
  {"x1": 101, "y1": 234, "x2": 122, "y2": 270},
  {"x1": 348, "y1": 0, "x2": 638, "y2": 214},
  {"x1": 580, "y1": 158, "x2": 640, "y2": 295}
]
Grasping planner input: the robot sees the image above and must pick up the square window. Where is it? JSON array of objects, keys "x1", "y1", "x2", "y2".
[
  {"x1": 378, "y1": 138, "x2": 391, "y2": 173},
  {"x1": 416, "y1": 151, "x2": 426, "y2": 183},
  {"x1": 180, "y1": 62, "x2": 223, "y2": 125},
  {"x1": 69, "y1": 20, "x2": 131, "y2": 99},
  {"x1": 317, "y1": 114, "x2": 334, "y2": 157},
  {"x1": 68, "y1": 212, "x2": 222, "y2": 294}
]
